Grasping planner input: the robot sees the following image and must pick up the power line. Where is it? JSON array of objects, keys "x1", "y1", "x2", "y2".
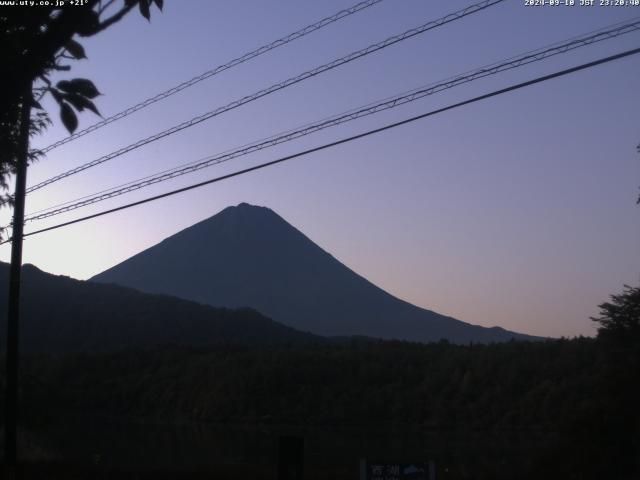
[
  {"x1": 5, "y1": 46, "x2": 638, "y2": 245},
  {"x1": 28, "y1": 16, "x2": 640, "y2": 218},
  {"x1": 25, "y1": 0, "x2": 505, "y2": 194},
  {"x1": 38, "y1": 0, "x2": 386, "y2": 154},
  {"x1": 23, "y1": 18, "x2": 640, "y2": 222}
]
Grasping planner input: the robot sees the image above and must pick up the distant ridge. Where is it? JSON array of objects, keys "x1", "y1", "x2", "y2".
[
  {"x1": 92, "y1": 203, "x2": 540, "y2": 343},
  {"x1": 0, "y1": 262, "x2": 320, "y2": 353}
]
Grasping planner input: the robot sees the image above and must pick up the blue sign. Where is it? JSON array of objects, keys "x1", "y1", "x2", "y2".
[{"x1": 360, "y1": 460, "x2": 435, "y2": 480}]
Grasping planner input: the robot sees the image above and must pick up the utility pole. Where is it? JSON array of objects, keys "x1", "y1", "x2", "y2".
[{"x1": 4, "y1": 84, "x2": 32, "y2": 473}]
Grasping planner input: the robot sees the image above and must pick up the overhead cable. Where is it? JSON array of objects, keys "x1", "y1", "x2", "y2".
[
  {"x1": 26, "y1": 0, "x2": 506, "y2": 194},
  {"x1": 24, "y1": 18, "x2": 640, "y2": 222},
  {"x1": 38, "y1": 0, "x2": 386, "y2": 154},
  {"x1": 4, "y1": 46, "x2": 637, "y2": 244}
]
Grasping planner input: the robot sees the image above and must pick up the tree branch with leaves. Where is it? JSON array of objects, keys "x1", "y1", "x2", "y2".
[{"x1": 0, "y1": 0, "x2": 163, "y2": 207}]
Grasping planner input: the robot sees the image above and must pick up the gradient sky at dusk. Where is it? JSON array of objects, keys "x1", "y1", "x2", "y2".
[{"x1": 1, "y1": 0, "x2": 638, "y2": 338}]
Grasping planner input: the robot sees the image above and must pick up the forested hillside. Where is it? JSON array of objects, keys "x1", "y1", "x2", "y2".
[
  {"x1": 0, "y1": 262, "x2": 320, "y2": 352},
  {"x1": 0, "y1": 314, "x2": 637, "y2": 477},
  {"x1": 16, "y1": 339, "x2": 600, "y2": 429}
]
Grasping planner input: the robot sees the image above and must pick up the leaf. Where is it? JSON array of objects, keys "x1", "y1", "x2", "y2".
[
  {"x1": 56, "y1": 80, "x2": 72, "y2": 92},
  {"x1": 76, "y1": 9, "x2": 100, "y2": 36},
  {"x1": 64, "y1": 93, "x2": 101, "y2": 116},
  {"x1": 139, "y1": 0, "x2": 150, "y2": 20},
  {"x1": 71, "y1": 78, "x2": 100, "y2": 98},
  {"x1": 60, "y1": 102, "x2": 78, "y2": 133},
  {"x1": 58, "y1": 78, "x2": 101, "y2": 98},
  {"x1": 50, "y1": 88, "x2": 64, "y2": 105},
  {"x1": 63, "y1": 94, "x2": 85, "y2": 112},
  {"x1": 153, "y1": 0, "x2": 163, "y2": 11},
  {"x1": 64, "y1": 39, "x2": 87, "y2": 59}
]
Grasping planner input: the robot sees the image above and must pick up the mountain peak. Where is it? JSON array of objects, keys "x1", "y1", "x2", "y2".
[
  {"x1": 236, "y1": 202, "x2": 260, "y2": 209},
  {"x1": 92, "y1": 204, "x2": 539, "y2": 343},
  {"x1": 214, "y1": 202, "x2": 280, "y2": 222}
]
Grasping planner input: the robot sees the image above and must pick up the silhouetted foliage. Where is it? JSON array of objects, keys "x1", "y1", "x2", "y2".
[
  {"x1": 0, "y1": 338, "x2": 634, "y2": 478},
  {"x1": 0, "y1": 0, "x2": 162, "y2": 204},
  {"x1": 9, "y1": 339, "x2": 598, "y2": 429},
  {"x1": 592, "y1": 284, "x2": 640, "y2": 345},
  {"x1": 591, "y1": 283, "x2": 640, "y2": 475}
]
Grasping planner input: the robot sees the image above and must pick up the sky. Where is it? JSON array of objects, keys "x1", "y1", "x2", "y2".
[{"x1": 1, "y1": 0, "x2": 639, "y2": 338}]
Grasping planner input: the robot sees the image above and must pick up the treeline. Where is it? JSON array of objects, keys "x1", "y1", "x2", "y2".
[
  {"x1": 0, "y1": 333, "x2": 637, "y2": 477},
  {"x1": 6, "y1": 338, "x2": 614, "y2": 429}
]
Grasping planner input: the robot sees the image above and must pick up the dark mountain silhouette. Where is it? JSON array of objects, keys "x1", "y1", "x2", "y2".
[
  {"x1": 92, "y1": 203, "x2": 539, "y2": 343},
  {"x1": 0, "y1": 262, "x2": 319, "y2": 353}
]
